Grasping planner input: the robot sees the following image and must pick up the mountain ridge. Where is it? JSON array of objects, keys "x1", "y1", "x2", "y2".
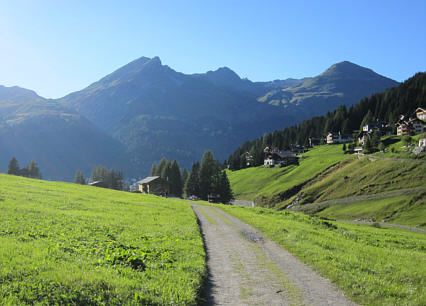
[{"x1": 1, "y1": 58, "x2": 399, "y2": 179}]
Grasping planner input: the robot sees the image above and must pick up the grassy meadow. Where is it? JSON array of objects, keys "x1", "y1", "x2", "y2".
[
  {"x1": 315, "y1": 193, "x2": 426, "y2": 228},
  {"x1": 0, "y1": 174, "x2": 205, "y2": 305},
  {"x1": 216, "y1": 204, "x2": 426, "y2": 306},
  {"x1": 227, "y1": 145, "x2": 350, "y2": 200}
]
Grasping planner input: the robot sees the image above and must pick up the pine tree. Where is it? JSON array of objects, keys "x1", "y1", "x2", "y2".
[
  {"x1": 150, "y1": 163, "x2": 157, "y2": 176},
  {"x1": 74, "y1": 170, "x2": 86, "y2": 185},
  {"x1": 90, "y1": 165, "x2": 108, "y2": 183},
  {"x1": 7, "y1": 157, "x2": 20, "y2": 175},
  {"x1": 364, "y1": 137, "x2": 373, "y2": 154},
  {"x1": 27, "y1": 160, "x2": 42, "y2": 179},
  {"x1": 185, "y1": 162, "x2": 200, "y2": 197},
  {"x1": 169, "y1": 160, "x2": 183, "y2": 197},
  {"x1": 157, "y1": 157, "x2": 168, "y2": 177},
  {"x1": 199, "y1": 150, "x2": 219, "y2": 200},
  {"x1": 218, "y1": 171, "x2": 233, "y2": 204},
  {"x1": 181, "y1": 168, "x2": 189, "y2": 185}
]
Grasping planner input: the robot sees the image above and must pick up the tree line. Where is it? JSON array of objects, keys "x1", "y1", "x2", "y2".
[
  {"x1": 7, "y1": 157, "x2": 42, "y2": 179},
  {"x1": 74, "y1": 166, "x2": 124, "y2": 190},
  {"x1": 227, "y1": 72, "x2": 426, "y2": 170},
  {"x1": 185, "y1": 150, "x2": 233, "y2": 203}
]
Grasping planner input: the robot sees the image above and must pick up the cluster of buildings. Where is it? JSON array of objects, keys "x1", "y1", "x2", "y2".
[
  {"x1": 263, "y1": 147, "x2": 298, "y2": 167},
  {"x1": 262, "y1": 107, "x2": 425, "y2": 167}
]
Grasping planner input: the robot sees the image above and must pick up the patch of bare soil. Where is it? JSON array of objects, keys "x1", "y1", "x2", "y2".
[{"x1": 193, "y1": 204, "x2": 356, "y2": 305}]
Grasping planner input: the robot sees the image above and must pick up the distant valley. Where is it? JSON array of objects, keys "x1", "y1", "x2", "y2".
[{"x1": 0, "y1": 57, "x2": 398, "y2": 180}]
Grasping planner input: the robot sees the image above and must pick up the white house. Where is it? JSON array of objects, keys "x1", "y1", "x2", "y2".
[{"x1": 326, "y1": 132, "x2": 353, "y2": 144}]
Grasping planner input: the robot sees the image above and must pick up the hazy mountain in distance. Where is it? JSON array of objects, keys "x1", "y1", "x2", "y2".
[
  {"x1": 257, "y1": 61, "x2": 398, "y2": 117},
  {"x1": 0, "y1": 85, "x2": 127, "y2": 180}
]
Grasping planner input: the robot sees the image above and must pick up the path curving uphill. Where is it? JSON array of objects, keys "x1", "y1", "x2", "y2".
[{"x1": 193, "y1": 204, "x2": 356, "y2": 306}]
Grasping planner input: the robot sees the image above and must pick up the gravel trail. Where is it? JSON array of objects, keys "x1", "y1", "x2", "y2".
[{"x1": 193, "y1": 204, "x2": 356, "y2": 306}]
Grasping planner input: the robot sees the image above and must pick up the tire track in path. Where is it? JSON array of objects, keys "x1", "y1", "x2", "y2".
[{"x1": 193, "y1": 204, "x2": 356, "y2": 306}]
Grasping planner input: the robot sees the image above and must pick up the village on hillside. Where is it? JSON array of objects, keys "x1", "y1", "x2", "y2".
[{"x1": 256, "y1": 107, "x2": 426, "y2": 168}]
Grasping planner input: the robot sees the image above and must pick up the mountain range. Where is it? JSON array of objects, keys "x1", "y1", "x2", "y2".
[{"x1": 0, "y1": 57, "x2": 398, "y2": 180}]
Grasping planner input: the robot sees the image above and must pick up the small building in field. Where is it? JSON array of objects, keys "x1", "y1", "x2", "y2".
[
  {"x1": 416, "y1": 107, "x2": 426, "y2": 121},
  {"x1": 362, "y1": 120, "x2": 392, "y2": 135},
  {"x1": 137, "y1": 176, "x2": 169, "y2": 196},
  {"x1": 308, "y1": 137, "x2": 322, "y2": 147},
  {"x1": 263, "y1": 148, "x2": 298, "y2": 167},
  {"x1": 326, "y1": 132, "x2": 353, "y2": 144},
  {"x1": 89, "y1": 181, "x2": 107, "y2": 188}
]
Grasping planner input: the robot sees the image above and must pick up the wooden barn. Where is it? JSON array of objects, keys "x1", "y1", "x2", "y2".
[{"x1": 137, "y1": 176, "x2": 169, "y2": 196}]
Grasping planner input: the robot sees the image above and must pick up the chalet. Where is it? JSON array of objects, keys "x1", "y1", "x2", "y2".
[
  {"x1": 263, "y1": 147, "x2": 297, "y2": 167},
  {"x1": 396, "y1": 115, "x2": 425, "y2": 136},
  {"x1": 137, "y1": 176, "x2": 169, "y2": 196},
  {"x1": 326, "y1": 132, "x2": 353, "y2": 144},
  {"x1": 244, "y1": 151, "x2": 254, "y2": 167},
  {"x1": 416, "y1": 107, "x2": 426, "y2": 121},
  {"x1": 308, "y1": 137, "x2": 322, "y2": 147},
  {"x1": 289, "y1": 144, "x2": 306, "y2": 154},
  {"x1": 362, "y1": 120, "x2": 392, "y2": 135}
]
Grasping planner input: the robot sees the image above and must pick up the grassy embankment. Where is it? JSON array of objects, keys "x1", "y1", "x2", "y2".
[
  {"x1": 216, "y1": 204, "x2": 426, "y2": 306},
  {"x1": 283, "y1": 147, "x2": 425, "y2": 227},
  {"x1": 228, "y1": 136, "x2": 425, "y2": 227},
  {"x1": 0, "y1": 174, "x2": 205, "y2": 305},
  {"x1": 227, "y1": 145, "x2": 350, "y2": 201}
]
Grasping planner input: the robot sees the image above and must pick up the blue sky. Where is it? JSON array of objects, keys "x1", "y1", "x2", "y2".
[{"x1": 1, "y1": 0, "x2": 425, "y2": 98}]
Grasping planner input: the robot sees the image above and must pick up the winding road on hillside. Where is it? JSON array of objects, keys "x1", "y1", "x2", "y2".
[{"x1": 192, "y1": 204, "x2": 356, "y2": 306}]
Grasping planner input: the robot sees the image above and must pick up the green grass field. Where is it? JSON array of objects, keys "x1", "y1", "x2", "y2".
[
  {"x1": 315, "y1": 193, "x2": 426, "y2": 228},
  {"x1": 217, "y1": 204, "x2": 426, "y2": 306},
  {"x1": 0, "y1": 174, "x2": 205, "y2": 305},
  {"x1": 377, "y1": 132, "x2": 426, "y2": 158},
  {"x1": 227, "y1": 145, "x2": 350, "y2": 200},
  {"x1": 292, "y1": 157, "x2": 426, "y2": 204}
]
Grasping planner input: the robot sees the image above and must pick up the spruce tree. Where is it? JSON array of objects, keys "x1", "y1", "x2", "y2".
[
  {"x1": 199, "y1": 150, "x2": 219, "y2": 200},
  {"x1": 157, "y1": 157, "x2": 168, "y2": 177},
  {"x1": 169, "y1": 160, "x2": 183, "y2": 197},
  {"x1": 7, "y1": 157, "x2": 20, "y2": 175},
  {"x1": 220, "y1": 171, "x2": 234, "y2": 204},
  {"x1": 27, "y1": 160, "x2": 42, "y2": 179},
  {"x1": 150, "y1": 163, "x2": 157, "y2": 176},
  {"x1": 181, "y1": 168, "x2": 189, "y2": 185},
  {"x1": 185, "y1": 162, "x2": 200, "y2": 197},
  {"x1": 74, "y1": 170, "x2": 86, "y2": 185}
]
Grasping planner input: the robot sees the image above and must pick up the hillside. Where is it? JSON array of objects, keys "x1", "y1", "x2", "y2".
[
  {"x1": 228, "y1": 138, "x2": 426, "y2": 228},
  {"x1": 0, "y1": 86, "x2": 128, "y2": 180},
  {"x1": 227, "y1": 145, "x2": 349, "y2": 201},
  {"x1": 0, "y1": 173, "x2": 205, "y2": 304}
]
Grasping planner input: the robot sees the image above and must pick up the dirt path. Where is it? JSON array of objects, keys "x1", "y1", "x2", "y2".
[{"x1": 193, "y1": 204, "x2": 356, "y2": 305}]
